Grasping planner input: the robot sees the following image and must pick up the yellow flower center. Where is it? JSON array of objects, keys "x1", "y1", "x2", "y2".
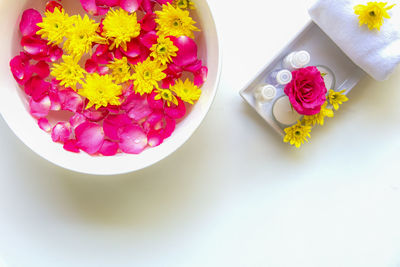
[
  {"x1": 157, "y1": 45, "x2": 167, "y2": 54},
  {"x1": 172, "y1": 19, "x2": 182, "y2": 27},
  {"x1": 144, "y1": 70, "x2": 151, "y2": 79}
]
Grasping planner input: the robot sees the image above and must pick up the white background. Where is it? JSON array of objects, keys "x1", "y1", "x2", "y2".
[{"x1": 2, "y1": 0, "x2": 400, "y2": 266}]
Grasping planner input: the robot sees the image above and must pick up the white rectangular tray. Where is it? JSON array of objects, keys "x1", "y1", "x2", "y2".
[{"x1": 240, "y1": 21, "x2": 366, "y2": 136}]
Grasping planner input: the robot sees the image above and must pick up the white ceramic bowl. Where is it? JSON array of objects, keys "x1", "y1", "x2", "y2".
[{"x1": 0, "y1": 0, "x2": 221, "y2": 175}]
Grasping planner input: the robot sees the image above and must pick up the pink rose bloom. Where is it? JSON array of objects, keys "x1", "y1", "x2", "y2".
[{"x1": 284, "y1": 66, "x2": 327, "y2": 116}]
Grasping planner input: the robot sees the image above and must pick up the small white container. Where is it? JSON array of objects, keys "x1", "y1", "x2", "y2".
[
  {"x1": 283, "y1": 50, "x2": 310, "y2": 71},
  {"x1": 254, "y1": 84, "x2": 277, "y2": 103},
  {"x1": 269, "y1": 69, "x2": 292, "y2": 86},
  {"x1": 272, "y1": 96, "x2": 302, "y2": 126}
]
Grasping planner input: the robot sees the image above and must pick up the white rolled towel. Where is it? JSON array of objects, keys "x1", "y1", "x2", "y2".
[{"x1": 309, "y1": 0, "x2": 400, "y2": 81}]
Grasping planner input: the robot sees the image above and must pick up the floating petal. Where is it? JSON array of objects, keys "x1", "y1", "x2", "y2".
[
  {"x1": 75, "y1": 122, "x2": 105, "y2": 154},
  {"x1": 51, "y1": 122, "x2": 72, "y2": 142},
  {"x1": 29, "y1": 95, "x2": 51, "y2": 118},
  {"x1": 118, "y1": 125, "x2": 148, "y2": 154},
  {"x1": 103, "y1": 114, "x2": 132, "y2": 140},
  {"x1": 99, "y1": 140, "x2": 119, "y2": 156},
  {"x1": 19, "y1": 9, "x2": 42, "y2": 37},
  {"x1": 164, "y1": 97, "x2": 186, "y2": 119},
  {"x1": 63, "y1": 139, "x2": 80, "y2": 153},
  {"x1": 38, "y1": 118, "x2": 52, "y2": 132}
]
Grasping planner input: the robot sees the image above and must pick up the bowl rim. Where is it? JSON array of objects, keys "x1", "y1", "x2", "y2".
[{"x1": 0, "y1": 0, "x2": 222, "y2": 176}]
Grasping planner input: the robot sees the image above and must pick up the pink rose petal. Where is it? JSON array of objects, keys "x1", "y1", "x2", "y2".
[
  {"x1": 99, "y1": 140, "x2": 119, "y2": 156},
  {"x1": 143, "y1": 111, "x2": 164, "y2": 132},
  {"x1": 69, "y1": 113, "x2": 87, "y2": 129},
  {"x1": 47, "y1": 45, "x2": 63, "y2": 62},
  {"x1": 185, "y1": 59, "x2": 202, "y2": 73},
  {"x1": 162, "y1": 77, "x2": 176, "y2": 89},
  {"x1": 51, "y1": 122, "x2": 72, "y2": 143},
  {"x1": 46, "y1": 1, "x2": 64, "y2": 12},
  {"x1": 161, "y1": 116, "x2": 176, "y2": 139},
  {"x1": 31, "y1": 78, "x2": 51, "y2": 102},
  {"x1": 21, "y1": 36, "x2": 48, "y2": 57},
  {"x1": 94, "y1": 44, "x2": 109, "y2": 57},
  {"x1": 164, "y1": 98, "x2": 186, "y2": 119},
  {"x1": 19, "y1": 9, "x2": 42, "y2": 37},
  {"x1": 141, "y1": 0, "x2": 154, "y2": 13},
  {"x1": 147, "y1": 91, "x2": 164, "y2": 110},
  {"x1": 97, "y1": 0, "x2": 120, "y2": 5},
  {"x1": 82, "y1": 107, "x2": 109, "y2": 122},
  {"x1": 120, "y1": 0, "x2": 142, "y2": 13},
  {"x1": 58, "y1": 89, "x2": 83, "y2": 113},
  {"x1": 120, "y1": 39, "x2": 141, "y2": 58},
  {"x1": 63, "y1": 140, "x2": 80, "y2": 153},
  {"x1": 38, "y1": 118, "x2": 52, "y2": 132},
  {"x1": 171, "y1": 36, "x2": 199, "y2": 67},
  {"x1": 32, "y1": 61, "x2": 50, "y2": 79},
  {"x1": 103, "y1": 114, "x2": 132, "y2": 140},
  {"x1": 10, "y1": 53, "x2": 32, "y2": 85},
  {"x1": 194, "y1": 66, "x2": 208, "y2": 87},
  {"x1": 140, "y1": 13, "x2": 156, "y2": 32},
  {"x1": 85, "y1": 59, "x2": 99, "y2": 73},
  {"x1": 75, "y1": 122, "x2": 105, "y2": 154},
  {"x1": 127, "y1": 103, "x2": 152, "y2": 122},
  {"x1": 139, "y1": 31, "x2": 158, "y2": 49},
  {"x1": 80, "y1": 0, "x2": 99, "y2": 15},
  {"x1": 29, "y1": 95, "x2": 51, "y2": 118},
  {"x1": 48, "y1": 82, "x2": 61, "y2": 110},
  {"x1": 118, "y1": 125, "x2": 148, "y2": 154},
  {"x1": 147, "y1": 130, "x2": 164, "y2": 147}
]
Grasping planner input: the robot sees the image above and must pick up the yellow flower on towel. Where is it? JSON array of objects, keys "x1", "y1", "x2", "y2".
[{"x1": 354, "y1": 2, "x2": 395, "y2": 31}]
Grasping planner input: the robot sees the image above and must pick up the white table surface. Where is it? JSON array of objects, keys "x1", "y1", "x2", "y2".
[{"x1": 2, "y1": 1, "x2": 400, "y2": 266}]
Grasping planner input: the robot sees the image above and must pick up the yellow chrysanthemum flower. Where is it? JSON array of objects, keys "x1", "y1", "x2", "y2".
[
  {"x1": 150, "y1": 36, "x2": 179, "y2": 65},
  {"x1": 154, "y1": 88, "x2": 178, "y2": 107},
  {"x1": 51, "y1": 55, "x2": 86, "y2": 90},
  {"x1": 283, "y1": 121, "x2": 312, "y2": 148},
  {"x1": 170, "y1": 78, "x2": 201, "y2": 104},
  {"x1": 37, "y1": 8, "x2": 73, "y2": 45},
  {"x1": 131, "y1": 59, "x2": 167, "y2": 95},
  {"x1": 354, "y1": 2, "x2": 395, "y2": 30},
  {"x1": 328, "y1": 89, "x2": 349, "y2": 110},
  {"x1": 79, "y1": 73, "x2": 122, "y2": 109},
  {"x1": 107, "y1": 57, "x2": 132, "y2": 84},
  {"x1": 102, "y1": 8, "x2": 141, "y2": 50},
  {"x1": 155, "y1": 3, "x2": 199, "y2": 38},
  {"x1": 63, "y1": 14, "x2": 105, "y2": 58},
  {"x1": 173, "y1": 0, "x2": 195, "y2": 10},
  {"x1": 303, "y1": 102, "x2": 334, "y2": 126}
]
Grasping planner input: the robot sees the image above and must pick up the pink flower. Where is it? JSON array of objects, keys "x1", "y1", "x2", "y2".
[
  {"x1": 165, "y1": 36, "x2": 208, "y2": 87},
  {"x1": 284, "y1": 66, "x2": 327, "y2": 116},
  {"x1": 80, "y1": 0, "x2": 143, "y2": 15},
  {"x1": 19, "y1": 9, "x2": 42, "y2": 37}
]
